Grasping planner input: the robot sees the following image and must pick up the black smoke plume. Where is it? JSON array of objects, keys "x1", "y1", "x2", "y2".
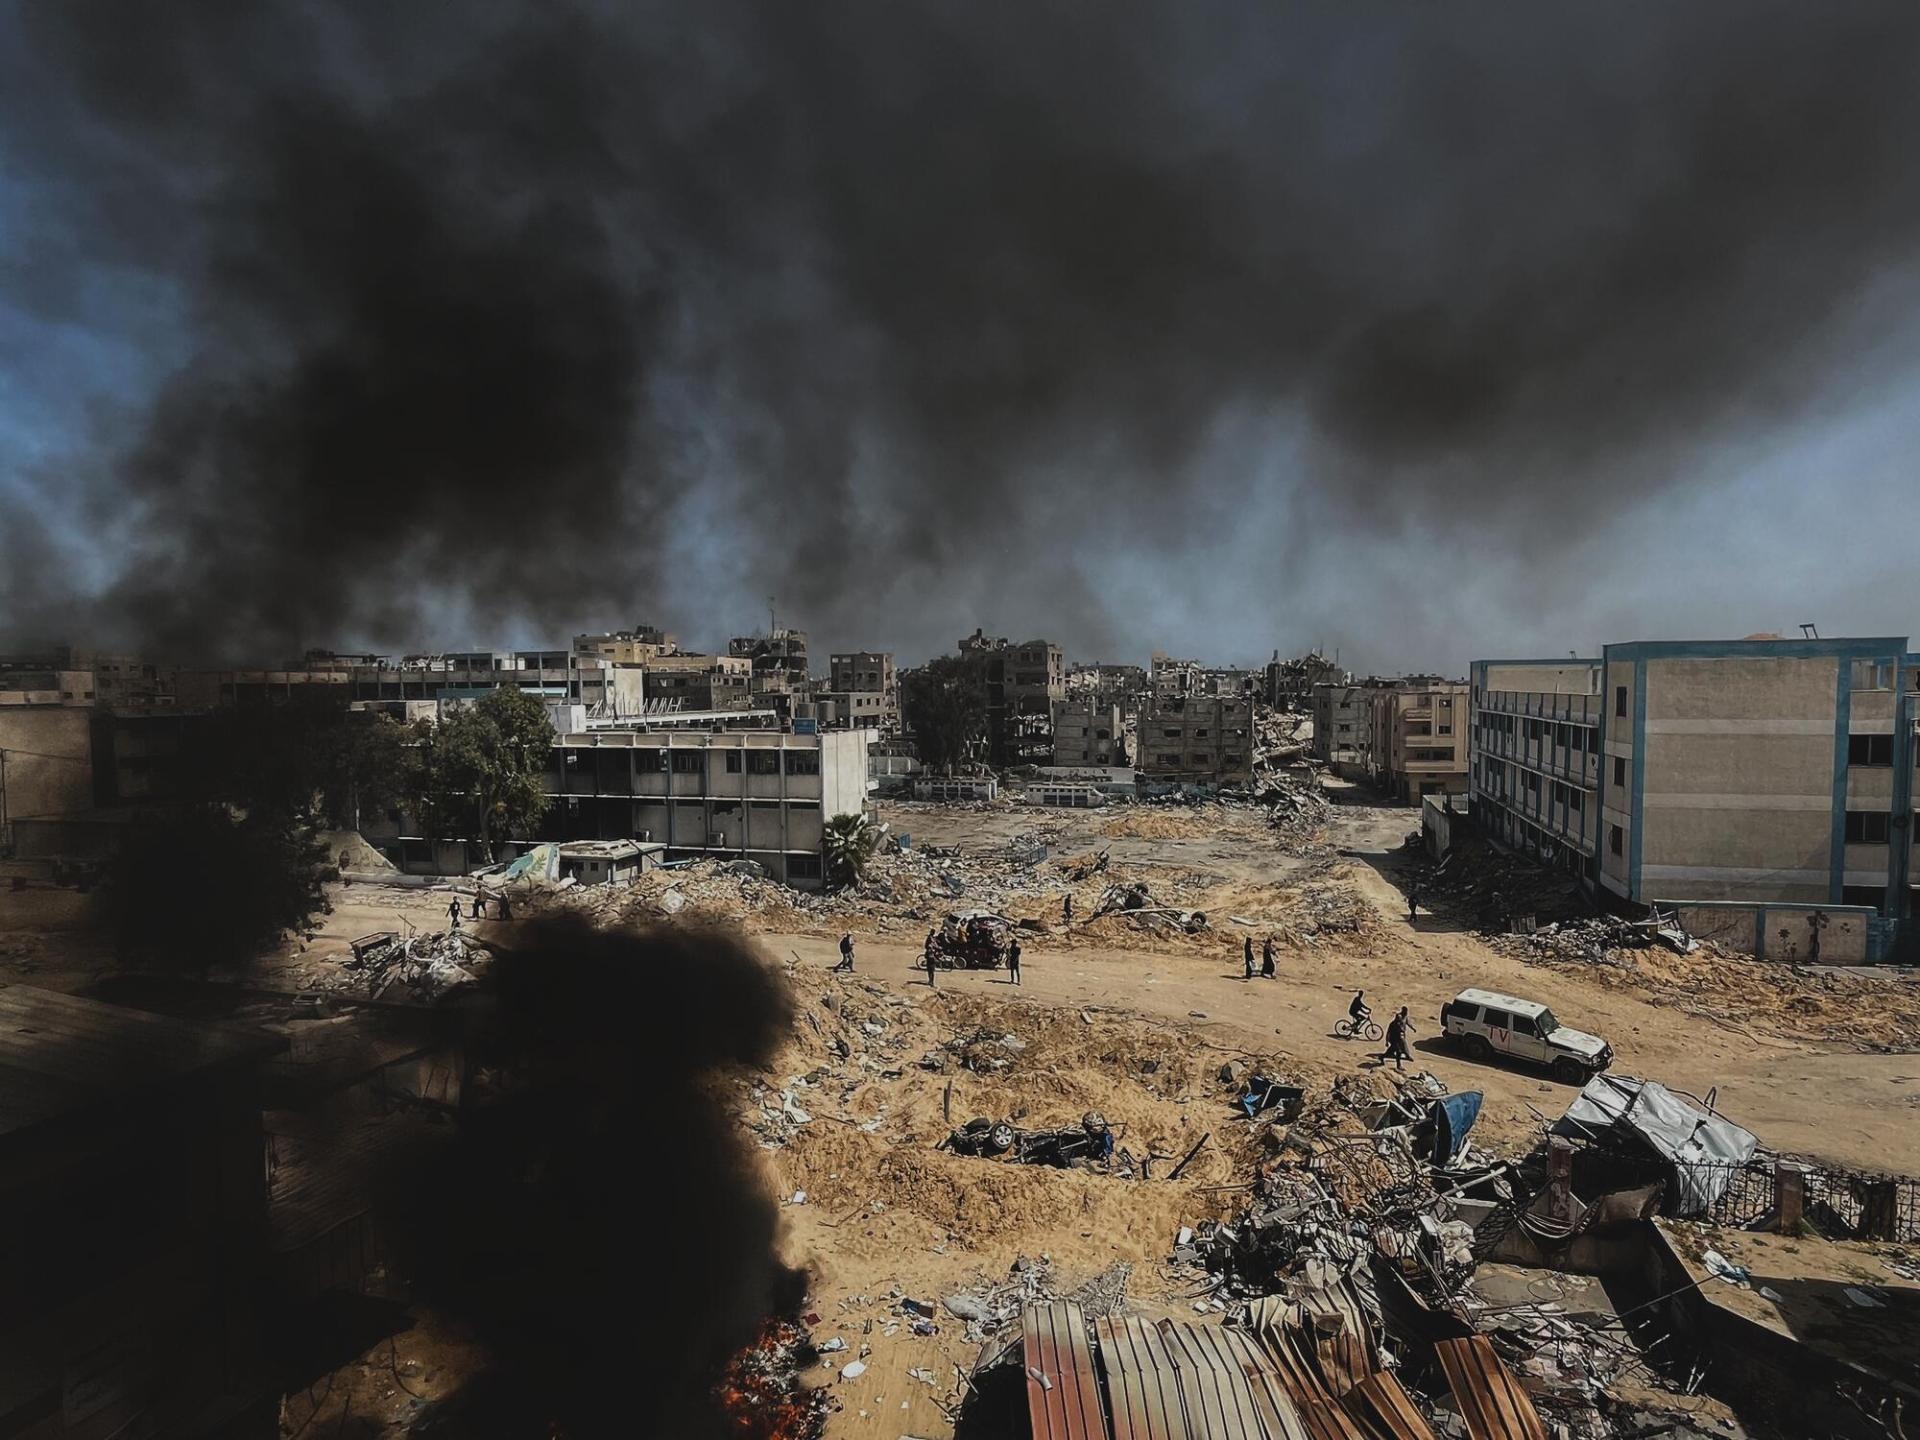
[
  {"x1": 413, "y1": 916, "x2": 802, "y2": 1437},
  {"x1": 4, "y1": 2, "x2": 1920, "y2": 659}
]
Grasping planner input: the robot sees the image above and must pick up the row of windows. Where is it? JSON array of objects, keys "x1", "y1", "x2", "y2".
[{"x1": 568, "y1": 748, "x2": 821, "y2": 776}]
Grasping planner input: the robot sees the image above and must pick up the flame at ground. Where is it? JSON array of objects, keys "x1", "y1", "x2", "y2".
[{"x1": 715, "y1": 1319, "x2": 828, "y2": 1440}]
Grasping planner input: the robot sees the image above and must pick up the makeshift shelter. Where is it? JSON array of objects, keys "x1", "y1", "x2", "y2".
[{"x1": 1550, "y1": 1074, "x2": 1757, "y2": 1215}]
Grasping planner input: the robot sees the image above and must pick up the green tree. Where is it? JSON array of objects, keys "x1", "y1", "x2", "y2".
[
  {"x1": 900, "y1": 654, "x2": 987, "y2": 773},
  {"x1": 822, "y1": 811, "x2": 879, "y2": 889},
  {"x1": 413, "y1": 687, "x2": 555, "y2": 861},
  {"x1": 105, "y1": 805, "x2": 335, "y2": 973}
]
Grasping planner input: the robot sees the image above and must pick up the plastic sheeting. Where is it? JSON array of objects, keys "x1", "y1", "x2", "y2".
[
  {"x1": 1551, "y1": 1073, "x2": 1757, "y2": 1215},
  {"x1": 1431, "y1": 1091, "x2": 1483, "y2": 1166}
]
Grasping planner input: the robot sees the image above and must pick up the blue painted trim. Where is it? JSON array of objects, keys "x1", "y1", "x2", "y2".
[
  {"x1": 1831, "y1": 655, "x2": 1851, "y2": 904},
  {"x1": 1629, "y1": 657, "x2": 1647, "y2": 901},
  {"x1": 1604, "y1": 637, "x2": 1905, "y2": 662},
  {"x1": 1890, "y1": 655, "x2": 1914, "y2": 917}
]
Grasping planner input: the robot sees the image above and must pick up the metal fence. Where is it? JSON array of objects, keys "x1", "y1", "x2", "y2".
[{"x1": 1693, "y1": 1158, "x2": 1920, "y2": 1242}]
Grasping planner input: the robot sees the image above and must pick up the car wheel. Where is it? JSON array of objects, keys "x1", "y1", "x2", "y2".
[
  {"x1": 1551, "y1": 1058, "x2": 1587, "y2": 1085},
  {"x1": 1462, "y1": 1035, "x2": 1492, "y2": 1063}
]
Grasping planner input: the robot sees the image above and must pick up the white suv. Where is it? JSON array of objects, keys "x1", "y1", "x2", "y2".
[{"x1": 1439, "y1": 988, "x2": 1612, "y2": 1084}]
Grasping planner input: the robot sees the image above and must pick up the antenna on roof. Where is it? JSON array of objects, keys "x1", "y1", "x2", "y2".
[{"x1": 1799, "y1": 622, "x2": 1819, "y2": 640}]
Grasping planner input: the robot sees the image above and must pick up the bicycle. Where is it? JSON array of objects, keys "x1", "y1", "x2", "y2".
[{"x1": 1335, "y1": 1015, "x2": 1382, "y2": 1042}]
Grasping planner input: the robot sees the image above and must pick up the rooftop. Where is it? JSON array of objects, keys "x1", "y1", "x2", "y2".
[{"x1": 0, "y1": 985, "x2": 286, "y2": 1146}]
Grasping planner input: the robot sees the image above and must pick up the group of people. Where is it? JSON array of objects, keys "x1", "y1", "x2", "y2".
[
  {"x1": 445, "y1": 889, "x2": 511, "y2": 929},
  {"x1": 1349, "y1": 989, "x2": 1414, "y2": 1071},
  {"x1": 1241, "y1": 935, "x2": 1278, "y2": 980},
  {"x1": 835, "y1": 931, "x2": 1025, "y2": 988}
]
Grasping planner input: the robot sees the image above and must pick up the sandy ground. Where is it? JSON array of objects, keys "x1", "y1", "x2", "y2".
[{"x1": 7, "y1": 781, "x2": 1920, "y2": 1439}]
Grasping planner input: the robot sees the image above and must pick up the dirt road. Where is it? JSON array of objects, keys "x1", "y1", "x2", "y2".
[{"x1": 767, "y1": 799, "x2": 1920, "y2": 1174}]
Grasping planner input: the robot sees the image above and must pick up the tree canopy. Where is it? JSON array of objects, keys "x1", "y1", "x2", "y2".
[
  {"x1": 412, "y1": 687, "x2": 555, "y2": 861},
  {"x1": 900, "y1": 654, "x2": 987, "y2": 773}
]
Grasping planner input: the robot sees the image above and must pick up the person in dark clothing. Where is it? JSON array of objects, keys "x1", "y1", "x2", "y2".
[
  {"x1": 1382, "y1": 1007, "x2": 1412, "y2": 1071},
  {"x1": 1008, "y1": 939, "x2": 1022, "y2": 985},
  {"x1": 925, "y1": 943, "x2": 938, "y2": 988},
  {"x1": 447, "y1": 899, "x2": 461, "y2": 930},
  {"x1": 496, "y1": 891, "x2": 513, "y2": 921},
  {"x1": 1350, "y1": 990, "x2": 1371, "y2": 1025},
  {"x1": 1407, "y1": 883, "x2": 1420, "y2": 923},
  {"x1": 1243, "y1": 936, "x2": 1256, "y2": 979},
  {"x1": 1063, "y1": 894, "x2": 1074, "y2": 926},
  {"x1": 1261, "y1": 936, "x2": 1276, "y2": 978},
  {"x1": 834, "y1": 933, "x2": 854, "y2": 972}
]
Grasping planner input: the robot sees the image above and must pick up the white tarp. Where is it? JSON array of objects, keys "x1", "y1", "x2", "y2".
[{"x1": 1552, "y1": 1073, "x2": 1758, "y2": 1215}]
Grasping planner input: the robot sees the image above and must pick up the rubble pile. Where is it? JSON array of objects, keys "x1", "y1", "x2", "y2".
[
  {"x1": 292, "y1": 927, "x2": 488, "y2": 1002},
  {"x1": 940, "y1": 1256, "x2": 1134, "y2": 1343},
  {"x1": 712, "y1": 1319, "x2": 829, "y2": 1440},
  {"x1": 1087, "y1": 880, "x2": 1208, "y2": 934},
  {"x1": 1414, "y1": 828, "x2": 1593, "y2": 929}
]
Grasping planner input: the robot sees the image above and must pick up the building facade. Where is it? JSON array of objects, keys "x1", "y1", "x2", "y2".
[
  {"x1": 1137, "y1": 696, "x2": 1254, "y2": 786},
  {"x1": 1471, "y1": 638, "x2": 1920, "y2": 934},
  {"x1": 824, "y1": 652, "x2": 899, "y2": 732},
  {"x1": 1051, "y1": 699, "x2": 1126, "y2": 768},
  {"x1": 364, "y1": 726, "x2": 874, "y2": 887},
  {"x1": 976, "y1": 638, "x2": 1064, "y2": 766},
  {"x1": 1309, "y1": 683, "x2": 1376, "y2": 771},
  {"x1": 177, "y1": 651, "x2": 649, "y2": 718},
  {"x1": 1367, "y1": 683, "x2": 1469, "y2": 803}
]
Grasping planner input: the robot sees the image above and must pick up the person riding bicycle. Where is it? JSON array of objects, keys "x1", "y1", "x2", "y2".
[{"x1": 1349, "y1": 990, "x2": 1371, "y2": 1026}]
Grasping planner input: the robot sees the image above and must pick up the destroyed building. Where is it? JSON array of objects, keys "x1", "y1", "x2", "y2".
[
  {"x1": 1367, "y1": 680, "x2": 1469, "y2": 804},
  {"x1": 1137, "y1": 694, "x2": 1254, "y2": 787},
  {"x1": 820, "y1": 651, "x2": 898, "y2": 732},
  {"x1": 1264, "y1": 648, "x2": 1349, "y2": 708},
  {"x1": 1051, "y1": 697, "x2": 1126, "y2": 767},
  {"x1": 1308, "y1": 680, "x2": 1383, "y2": 772},
  {"x1": 1066, "y1": 661, "x2": 1148, "y2": 707},
  {"x1": 362, "y1": 724, "x2": 874, "y2": 886},
  {"x1": 1471, "y1": 636, "x2": 1920, "y2": 959},
  {"x1": 965, "y1": 633, "x2": 1065, "y2": 767}
]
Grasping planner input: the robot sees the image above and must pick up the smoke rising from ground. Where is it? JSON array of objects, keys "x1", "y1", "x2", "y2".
[
  {"x1": 4, "y1": 2, "x2": 1920, "y2": 660},
  {"x1": 413, "y1": 917, "x2": 802, "y2": 1436}
]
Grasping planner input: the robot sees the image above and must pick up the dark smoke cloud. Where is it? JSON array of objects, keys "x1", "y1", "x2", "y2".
[
  {"x1": 412, "y1": 917, "x2": 801, "y2": 1437},
  {"x1": 4, "y1": 2, "x2": 1920, "y2": 660}
]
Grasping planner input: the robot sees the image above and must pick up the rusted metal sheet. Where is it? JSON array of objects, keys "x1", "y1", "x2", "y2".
[
  {"x1": 1246, "y1": 1321, "x2": 1368, "y2": 1440},
  {"x1": 1346, "y1": 1373, "x2": 1439, "y2": 1440},
  {"x1": 1023, "y1": 1301, "x2": 1107, "y2": 1440},
  {"x1": 1432, "y1": 1336, "x2": 1549, "y2": 1440},
  {"x1": 1097, "y1": 1315, "x2": 1192, "y2": 1440}
]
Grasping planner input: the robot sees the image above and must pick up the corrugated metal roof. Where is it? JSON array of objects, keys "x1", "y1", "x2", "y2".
[
  {"x1": 1432, "y1": 1336, "x2": 1548, "y2": 1440},
  {"x1": 1161, "y1": 1322, "x2": 1272, "y2": 1440},
  {"x1": 1096, "y1": 1316, "x2": 1192, "y2": 1440},
  {"x1": 1024, "y1": 1301, "x2": 1108, "y2": 1440}
]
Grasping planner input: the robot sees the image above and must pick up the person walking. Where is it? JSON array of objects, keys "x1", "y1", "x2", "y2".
[
  {"x1": 1063, "y1": 893, "x2": 1074, "y2": 927},
  {"x1": 1243, "y1": 936, "x2": 1256, "y2": 980},
  {"x1": 1407, "y1": 882, "x2": 1420, "y2": 924},
  {"x1": 1382, "y1": 1006, "x2": 1413, "y2": 1072},
  {"x1": 1261, "y1": 936, "x2": 1276, "y2": 979},
  {"x1": 447, "y1": 898, "x2": 462, "y2": 930},
  {"x1": 834, "y1": 933, "x2": 855, "y2": 972},
  {"x1": 925, "y1": 942, "x2": 939, "y2": 988},
  {"x1": 1008, "y1": 938, "x2": 1023, "y2": 986}
]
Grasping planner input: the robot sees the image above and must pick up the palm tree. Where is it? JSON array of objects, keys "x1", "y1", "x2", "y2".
[{"x1": 822, "y1": 812, "x2": 878, "y2": 889}]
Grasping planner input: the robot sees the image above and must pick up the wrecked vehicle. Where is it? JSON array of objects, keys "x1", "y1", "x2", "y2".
[
  {"x1": 1441, "y1": 987, "x2": 1612, "y2": 1083},
  {"x1": 943, "y1": 1111, "x2": 1117, "y2": 1168},
  {"x1": 927, "y1": 909, "x2": 1015, "y2": 969}
]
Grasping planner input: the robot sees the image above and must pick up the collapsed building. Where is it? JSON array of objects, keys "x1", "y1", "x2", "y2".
[{"x1": 962, "y1": 632, "x2": 1066, "y2": 767}]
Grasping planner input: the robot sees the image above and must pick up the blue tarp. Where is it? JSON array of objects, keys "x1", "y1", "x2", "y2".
[
  {"x1": 1431, "y1": 1091, "x2": 1484, "y2": 1164},
  {"x1": 1238, "y1": 1075, "x2": 1305, "y2": 1120}
]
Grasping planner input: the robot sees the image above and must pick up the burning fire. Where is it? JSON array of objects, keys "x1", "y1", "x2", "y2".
[{"x1": 714, "y1": 1319, "x2": 828, "y2": 1440}]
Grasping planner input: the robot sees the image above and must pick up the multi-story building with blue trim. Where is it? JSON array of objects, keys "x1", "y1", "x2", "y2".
[{"x1": 1470, "y1": 638, "x2": 1918, "y2": 956}]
